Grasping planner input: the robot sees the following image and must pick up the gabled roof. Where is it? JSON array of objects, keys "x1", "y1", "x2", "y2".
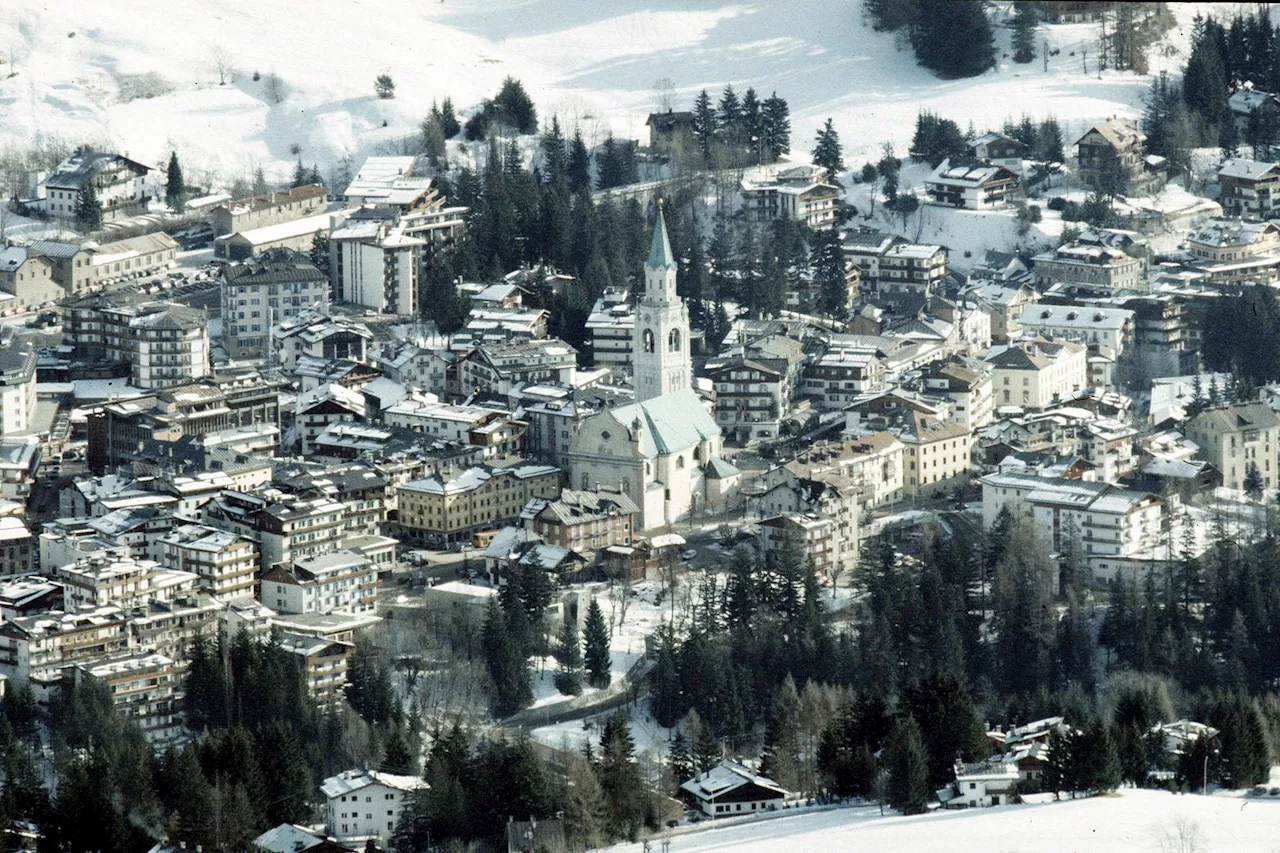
[
  {"x1": 680, "y1": 760, "x2": 788, "y2": 801},
  {"x1": 606, "y1": 388, "x2": 720, "y2": 458},
  {"x1": 1218, "y1": 158, "x2": 1280, "y2": 181}
]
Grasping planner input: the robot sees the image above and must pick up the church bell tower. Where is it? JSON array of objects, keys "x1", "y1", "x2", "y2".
[{"x1": 632, "y1": 203, "x2": 692, "y2": 403}]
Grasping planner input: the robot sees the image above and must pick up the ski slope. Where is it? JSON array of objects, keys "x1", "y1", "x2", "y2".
[
  {"x1": 603, "y1": 788, "x2": 1280, "y2": 853},
  {"x1": 0, "y1": 1, "x2": 1239, "y2": 190}
]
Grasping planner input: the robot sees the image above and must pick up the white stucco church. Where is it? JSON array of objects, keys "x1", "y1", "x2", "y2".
[{"x1": 568, "y1": 206, "x2": 739, "y2": 530}]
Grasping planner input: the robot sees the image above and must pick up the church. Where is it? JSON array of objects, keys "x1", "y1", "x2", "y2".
[{"x1": 568, "y1": 206, "x2": 738, "y2": 530}]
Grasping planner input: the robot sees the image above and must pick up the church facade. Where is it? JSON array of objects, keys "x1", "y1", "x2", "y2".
[{"x1": 568, "y1": 207, "x2": 737, "y2": 530}]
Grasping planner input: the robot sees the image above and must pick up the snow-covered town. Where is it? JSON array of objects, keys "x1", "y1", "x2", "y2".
[{"x1": 0, "y1": 1, "x2": 1279, "y2": 852}]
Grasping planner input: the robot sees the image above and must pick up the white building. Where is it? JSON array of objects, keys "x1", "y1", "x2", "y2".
[
  {"x1": 0, "y1": 349, "x2": 37, "y2": 436},
  {"x1": 259, "y1": 549, "x2": 378, "y2": 616},
  {"x1": 321, "y1": 769, "x2": 426, "y2": 844},
  {"x1": 741, "y1": 166, "x2": 840, "y2": 229},
  {"x1": 33, "y1": 148, "x2": 155, "y2": 223},
  {"x1": 1017, "y1": 305, "x2": 1134, "y2": 356},
  {"x1": 329, "y1": 214, "x2": 422, "y2": 315},
  {"x1": 1184, "y1": 401, "x2": 1280, "y2": 491},
  {"x1": 221, "y1": 249, "x2": 330, "y2": 360},
  {"x1": 986, "y1": 339, "x2": 1087, "y2": 410},
  {"x1": 925, "y1": 159, "x2": 1020, "y2": 210},
  {"x1": 632, "y1": 206, "x2": 692, "y2": 402},
  {"x1": 679, "y1": 760, "x2": 788, "y2": 818}
]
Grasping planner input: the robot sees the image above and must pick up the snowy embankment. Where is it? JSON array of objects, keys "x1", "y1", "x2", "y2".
[
  {"x1": 0, "y1": 0, "x2": 1241, "y2": 192},
  {"x1": 604, "y1": 787, "x2": 1280, "y2": 853}
]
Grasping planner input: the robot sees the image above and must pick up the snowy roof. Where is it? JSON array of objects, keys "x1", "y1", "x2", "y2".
[
  {"x1": 927, "y1": 158, "x2": 1017, "y2": 188},
  {"x1": 1020, "y1": 305, "x2": 1133, "y2": 331},
  {"x1": 606, "y1": 388, "x2": 720, "y2": 458},
  {"x1": 1187, "y1": 217, "x2": 1280, "y2": 249},
  {"x1": 320, "y1": 769, "x2": 426, "y2": 799},
  {"x1": 680, "y1": 760, "x2": 788, "y2": 801}
]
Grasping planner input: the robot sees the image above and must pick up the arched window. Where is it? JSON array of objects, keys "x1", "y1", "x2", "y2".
[
  {"x1": 676, "y1": 455, "x2": 685, "y2": 469},
  {"x1": 669, "y1": 329, "x2": 681, "y2": 352},
  {"x1": 622, "y1": 477, "x2": 631, "y2": 495},
  {"x1": 581, "y1": 473, "x2": 589, "y2": 490},
  {"x1": 642, "y1": 329, "x2": 656, "y2": 353}
]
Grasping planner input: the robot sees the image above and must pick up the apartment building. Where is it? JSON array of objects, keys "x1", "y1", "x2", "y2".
[
  {"x1": 758, "y1": 515, "x2": 837, "y2": 580},
  {"x1": 260, "y1": 549, "x2": 378, "y2": 616},
  {"x1": 221, "y1": 249, "x2": 331, "y2": 359},
  {"x1": 1032, "y1": 242, "x2": 1144, "y2": 294},
  {"x1": 150, "y1": 523, "x2": 259, "y2": 603},
  {"x1": 397, "y1": 463, "x2": 562, "y2": 547},
  {"x1": 1217, "y1": 158, "x2": 1280, "y2": 219},
  {"x1": 707, "y1": 357, "x2": 792, "y2": 443},
  {"x1": 34, "y1": 148, "x2": 155, "y2": 223},
  {"x1": 75, "y1": 652, "x2": 182, "y2": 744},
  {"x1": 740, "y1": 166, "x2": 840, "y2": 228},
  {"x1": 923, "y1": 359, "x2": 994, "y2": 433},
  {"x1": 1017, "y1": 304, "x2": 1134, "y2": 356},
  {"x1": 925, "y1": 159, "x2": 1020, "y2": 210},
  {"x1": 522, "y1": 488, "x2": 639, "y2": 557},
  {"x1": 1184, "y1": 401, "x2": 1280, "y2": 491},
  {"x1": 878, "y1": 243, "x2": 947, "y2": 296},
  {"x1": 986, "y1": 339, "x2": 1088, "y2": 410},
  {"x1": 1184, "y1": 217, "x2": 1280, "y2": 286}
]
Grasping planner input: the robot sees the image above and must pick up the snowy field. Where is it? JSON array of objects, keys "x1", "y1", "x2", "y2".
[
  {"x1": 603, "y1": 788, "x2": 1280, "y2": 853},
  {"x1": 0, "y1": 1, "x2": 1249, "y2": 190}
]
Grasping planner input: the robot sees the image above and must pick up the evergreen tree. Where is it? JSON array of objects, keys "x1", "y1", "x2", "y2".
[
  {"x1": 597, "y1": 713, "x2": 647, "y2": 839},
  {"x1": 992, "y1": 518, "x2": 1056, "y2": 693},
  {"x1": 668, "y1": 731, "x2": 694, "y2": 788},
  {"x1": 761, "y1": 92, "x2": 792, "y2": 161},
  {"x1": 251, "y1": 165, "x2": 269, "y2": 195},
  {"x1": 811, "y1": 118, "x2": 845, "y2": 183},
  {"x1": 883, "y1": 715, "x2": 931, "y2": 815},
  {"x1": 482, "y1": 598, "x2": 532, "y2": 717},
  {"x1": 291, "y1": 157, "x2": 307, "y2": 189},
  {"x1": 539, "y1": 115, "x2": 567, "y2": 185},
  {"x1": 493, "y1": 76, "x2": 538, "y2": 133},
  {"x1": 741, "y1": 87, "x2": 763, "y2": 161},
  {"x1": 567, "y1": 129, "x2": 592, "y2": 193},
  {"x1": 692, "y1": 89, "x2": 718, "y2": 162},
  {"x1": 900, "y1": 674, "x2": 988, "y2": 788},
  {"x1": 813, "y1": 228, "x2": 848, "y2": 317},
  {"x1": 74, "y1": 182, "x2": 102, "y2": 231},
  {"x1": 909, "y1": 0, "x2": 995, "y2": 79},
  {"x1": 1244, "y1": 462, "x2": 1264, "y2": 498},
  {"x1": 1012, "y1": 1, "x2": 1038, "y2": 64},
  {"x1": 878, "y1": 143, "x2": 901, "y2": 203},
  {"x1": 380, "y1": 725, "x2": 415, "y2": 775},
  {"x1": 583, "y1": 598, "x2": 611, "y2": 689},
  {"x1": 562, "y1": 754, "x2": 607, "y2": 849},
  {"x1": 1038, "y1": 116, "x2": 1065, "y2": 162},
  {"x1": 165, "y1": 151, "x2": 185, "y2": 207},
  {"x1": 553, "y1": 615, "x2": 584, "y2": 696},
  {"x1": 440, "y1": 96, "x2": 461, "y2": 138},
  {"x1": 718, "y1": 84, "x2": 743, "y2": 143},
  {"x1": 758, "y1": 676, "x2": 802, "y2": 791}
]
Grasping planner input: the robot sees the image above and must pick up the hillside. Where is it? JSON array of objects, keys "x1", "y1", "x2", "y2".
[
  {"x1": 605, "y1": 787, "x2": 1280, "y2": 853},
  {"x1": 0, "y1": 1, "x2": 1233, "y2": 192}
]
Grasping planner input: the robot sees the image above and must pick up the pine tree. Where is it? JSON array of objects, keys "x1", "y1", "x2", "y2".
[
  {"x1": 761, "y1": 92, "x2": 792, "y2": 161},
  {"x1": 165, "y1": 151, "x2": 185, "y2": 207},
  {"x1": 553, "y1": 615, "x2": 584, "y2": 696},
  {"x1": 668, "y1": 731, "x2": 694, "y2": 789},
  {"x1": 909, "y1": 0, "x2": 995, "y2": 79},
  {"x1": 741, "y1": 87, "x2": 763, "y2": 161},
  {"x1": 482, "y1": 598, "x2": 532, "y2": 717},
  {"x1": 1038, "y1": 117, "x2": 1065, "y2": 162},
  {"x1": 380, "y1": 724, "x2": 415, "y2": 775},
  {"x1": 1244, "y1": 462, "x2": 1264, "y2": 498},
  {"x1": 883, "y1": 715, "x2": 931, "y2": 815},
  {"x1": 583, "y1": 598, "x2": 611, "y2": 689},
  {"x1": 374, "y1": 73, "x2": 396, "y2": 99},
  {"x1": 439, "y1": 97, "x2": 461, "y2": 138},
  {"x1": 74, "y1": 182, "x2": 102, "y2": 231},
  {"x1": 718, "y1": 84, "x2": 742, "y2": 142},
  {"x1": 813, "y1": 227, "x2": 848, "y2": 317},
  {"x1": 562, "y1": 754, "x2": 607, "y2": 849},
  {"x1": 539, "y1": 115, "x2": 567, "y2": 185},
  {"x1": 598, "y1": 713, "x2": 646, "y2": 839},
  {"x1": 251, "y1": 166, "x2": 269, "y2": 196},
  {"x1": 688, "y1": 709, "x2": 721, "y2": 773},
  {"x1": 1012, "y1": 1, "x2": 1038, "y2": 64},
  {"x1": 567, "y1": 129, "x2": 592, "y2": 192},
  {"x1": 692, "y1": 89, "x2": 718, "y2": 162},
  {"x1": 494, "y1": 76, "x2": 538, "y2": 133},
  {"x1": 758, "y1": 676, "x2": 802, "y2": 791},
  {"x1": 811, "y1": 118, "x2": 845, "y2": 183},
  {"x1": 878, "y1": 143, "x2": 901, "y2": 203},
  {"x1": 291, "y1": 157, "x2": 307, "y2": 189}
]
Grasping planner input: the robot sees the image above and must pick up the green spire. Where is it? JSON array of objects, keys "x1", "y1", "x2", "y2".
[{"x1": 647, "y1": 202, "x2": 676, "y2": 270}]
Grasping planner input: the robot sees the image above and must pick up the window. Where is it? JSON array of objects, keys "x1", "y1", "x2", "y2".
[
  {"x1": 669, "y1": 329, "x2": 682, "y2": 352},
  {"x1": 642, "y1": 329, "x2": 655, "y2": 353}
]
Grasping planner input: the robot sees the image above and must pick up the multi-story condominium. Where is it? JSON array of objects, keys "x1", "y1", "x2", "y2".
[
  {"x1": 0, "y1": 606, "x2": 131, "y2": 695},
  {"x1": 76, "y1": 652, "x2": 182, "y2": 744},
  {"x1": 740, "y1": 165, "x2": 840, "y2": 229},
  {"x1": 923, "y1": 358, "x2": 994, "y2": 433},
  {"x1": 278, "y1": 632, "x2": 353, "y2": 711},
  {"x1": 1075, "y1": 118, "x2": 1161, "y2": 196},
  {"x1": 523, "y1": 487, "x2": 639, "y2": 557},
  {"x1": 369, "y1": 340, "x2": 451, "y2": 396},
  {"x1": 707, "y1": 357, "x2": 792, "y2": 443},
  {"x1": 62, "y1": 293, "x2": 209, "y2": 388},
  {"x1": 1218, "y1": 158, "x2": 1280, "y2": 219},
  {"x1": 34, "y1": 148, "x2": 155, "y2": 223},
  {"x1": 1184, "y1": 217, "x2": 1280, "y2": 286},
  {"x1": 54, "y1": 553, "x2": 197, "y2": 611},
  {"x1": 329, "y1": 210, "x2": 422, "y2": 315},
  {"x1": 585, "y1": 287, "x2": 634, "y2": 368},
  {"x1": 277, "y1": 464, "x2": 390, "y2": 537},
  {"x1": 986, "y1": 339, "x2": 1088, "y2": 410},
  {"x1": 878, "y1": 243, "x2": 947, "y2": 295},
  {"x1": 803, "y1": 347, "x2": 885, "y2": 410},
  {"x1": 962, "y1": 281, "x2": 1040, "y2": 342},
  {"x1": 891, "y1": 410, "x2": 972, "y2": 497},
  {"x1": 1184, "y1": 401, "x2": 1280, "y2": 491},
  {"x1": 87, "y1": 376, "x2": 283, "y2": 472},
  {"x1": 150, "y1": 523, "x2": 259, "y2": 603},
  {"x1": 1121, "y1": 296, "x2": 1195, "y2": 377},
  {"x1": 457, "y1": 339, "x2": 578, "y2": 396},
  {"x1": 775, "y1": 434, "x2": 905, "y2": 508},
  {"x1": 322, "y1": 769, "x2": 426, "y2": 844},
  {"x1": 210, "y1": 184, "x2": 329, "y2": 236},
  {"x1": 383, "y1": 398, "x2": 520, "y2": 452},
  {"x1": 842, "y1": 228, "x2": 903, "y2": 286},
  {"x1": 758, "y1": 514, "x2": 837, "y2": 580},
  {"x1": 0, "y1": 348, "x2": 36, "y2": 436},
  {"x1": 757, "y1": 468, "x2": 859, "y2": 574},
  {"x1": 1017, "y1": 304, "x2": 1135, "y2": 356},
  {"x1": 0, "y1": 517, "x2": 35, "y2": 577},
  {"x1": 1032, "y1": 242, "x2": 1144, "y2": 294},
  {"x1": 925, "y1": 159, "x2": 1020, "y2": 210},
  {"x1": 221, "y1": 249, "x2": 331, "y2": 359},
  {"x1": 260, "y1": 549, "x2": 378, "y2": 615},
  {"x1": 397, "y1": 464, "x2": 562, "y2": 547},
  {"x1": 202, "y1": 490, "x2": 348, "y2": 571},
  {"x1": 980, "y1": 470, "x2": 1163, "y2": 573}
]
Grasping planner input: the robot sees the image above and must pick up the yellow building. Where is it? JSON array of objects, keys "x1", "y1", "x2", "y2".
[{"x1": 397, "y1": 463, "x2": 562, "y2": 547}]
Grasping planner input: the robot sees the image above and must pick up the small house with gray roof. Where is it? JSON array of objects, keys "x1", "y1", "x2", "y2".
[{"x1": 34, "y1": 147, "x2": 155, "y2": 223}]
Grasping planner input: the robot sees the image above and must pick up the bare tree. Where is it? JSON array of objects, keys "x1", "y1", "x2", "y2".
[
  {"x1": 1155, "y1": 818, "x2": 1206, "y2": 853},
  {"x1": 211, "y1": 45, "x2": 234, "y2": 86},
  {"x1": 652, "y1": 77, "x2": 676, "y2": 112}
]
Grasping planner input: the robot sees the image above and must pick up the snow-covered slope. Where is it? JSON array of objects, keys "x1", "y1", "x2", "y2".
[
  {"x1": 604, "y1": 787, "x2": 1280, "y2": 853},
  {"x1": 0, "y1": 1, "x2": 1235, "y2": 190}
]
